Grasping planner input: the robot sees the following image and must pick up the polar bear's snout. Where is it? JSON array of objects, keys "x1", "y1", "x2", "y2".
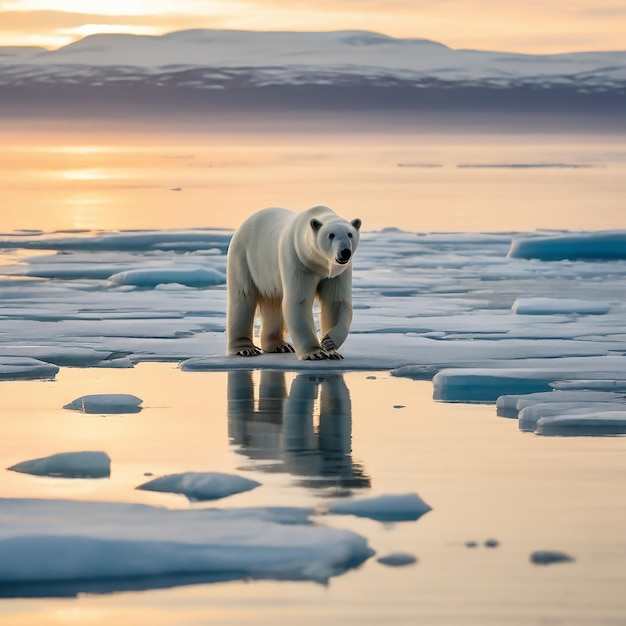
[{"x1": 337, "y1": 247, "x2": 352, "y2": 264}]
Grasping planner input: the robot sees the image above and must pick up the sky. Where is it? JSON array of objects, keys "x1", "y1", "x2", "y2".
[{"x1": 0, "y1": 0, "x2": 625, "y2": 54}]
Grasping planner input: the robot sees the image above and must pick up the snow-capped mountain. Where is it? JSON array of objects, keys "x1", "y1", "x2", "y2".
[{"x1": 0, "y1": 29, "x2": 624, "y2": 119}]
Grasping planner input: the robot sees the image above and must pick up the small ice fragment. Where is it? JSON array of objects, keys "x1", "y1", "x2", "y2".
[
  {"x1": 7, "y1": 451, "x2": 111, "y2": 478},
  {"x1": 63, "y1": 394, "x2": 143, "y2": 414},
  {"x1": 484, "y1": 539, "x2": 499, "y2": 548},
  {"x1": 328, "y1": 493, "x2": 431, "y2": 522},
  {"x1": 393, "y1": 405, "x2": 405, "y2": 409},
  {"x1": 530, "y1": 550, "x2": 575, "y2": 565},
  {"x1": 465, "y1": 541, "x2": 478, "y2": 548},
  {"x1": 366, "y1": 376, "x2": 377, "y2": 380},
  {"x1": 136, "y1": 471, "x2": 261, "y2": 501},
  {"x1": 377, "y1": 552, "x2": 417, "y2": 567}
]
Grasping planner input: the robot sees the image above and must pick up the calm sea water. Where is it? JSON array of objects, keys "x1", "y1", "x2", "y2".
[
  {"x1": 1, "y1": 126, "x2": 625, "y2": 234},
  {"x1": 1, "y1": 364, "x2": 625, "y2": 625}
]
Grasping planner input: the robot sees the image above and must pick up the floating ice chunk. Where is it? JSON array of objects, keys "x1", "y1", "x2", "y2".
[
  {"x1": 63, "y1": 394, "x2": 143, "y2": 414},
  {"x1": 136, "y1": 472, "x2": 261, "y2": 501},
  {"x1": 377, "y1": 552, "x2": 417, "y2": 566},
  {"x1": 433, "y1": 358, "x2": 626, "y2": 403},
  {"x1": 433, "y1": 368, "x2": 553, "y2": 403},
  {"x1": 536, "y1": 412, "x2": 626, "y2": 436},
  {"x1": 0, "y1": 356, "x2": 59, "y2": 381},
  {"x1": 530, "y1": 550, "x2": 575, "y2": 565},
  {"x1": 108, "y1": 267, "x2": 225, "y2": 288},
  {"x1": 551, "y1": 379, "x2": 626, "y2": 391},
  {"x1": 518, "y1": 402, "x2": 625, "y2": 432},
  {"x1": 496, "y1": 390, "x2": 625, "y2": 418},
  {"x1": 508, "y1": 231, "x2": 626, "y2": 261},
  {"x1": 0, "y1": 498, "x2": 374, "y2": 596},
  {"x1": 512, "y1": 297, "x2": 610, "y2": 315},
  {"x1": 7, "y1": 451, "x2": 111, "y2": 478},
  {"x1": 328, "y1": 493, "x2": 431, "y2": 522}
]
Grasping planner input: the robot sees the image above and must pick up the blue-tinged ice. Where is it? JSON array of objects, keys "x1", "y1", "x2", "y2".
[
  {"x1": 108, "y1": 267, "x2": 225, "y2": 288},
  {"x1": 7, "y1": 451, "x2": 111, "y2": 478},
  {"x1": 0, "y1": 498, "x2": 374, "y2": 596},
  {"x1": 136, "y1": 472, "x2": 261, "y2": 501},
  {"x1": 433, "y1": 357, "x2": 626, "y2": 403},
  {"x1": 535, "y1": 412, "x2": 626, "y2": 436},
  {"x1": 0, "y1": 356, "x2": 59, "y2": 381},
  {"x1": 508, "y1": 231, "x2": 626, "y2": 261},
  {"x1": 63, "y1": 393, "x2": 143, "y2": 414},
  {"x1": 496, "y1": 390, "x2": 625, "y2": 418},
  {"x1": 518, "y1": 402, "x2": 626, "y2": 432},
  {"x1": 328, "y1": 493, "x2": 431, "y2": 522}
]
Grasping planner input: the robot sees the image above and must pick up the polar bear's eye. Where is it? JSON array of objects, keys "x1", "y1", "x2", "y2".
[
  {"x1": 329, "y1": 233, "x2": 335, "y2": 239},
  {"x1": 348, "y1": 233, "x2": 353, "y2": 239}
]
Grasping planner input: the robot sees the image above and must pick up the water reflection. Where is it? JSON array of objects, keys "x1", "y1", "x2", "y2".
[{"x1": 227, "y1": 371, "x2": 370, "y2": 494}]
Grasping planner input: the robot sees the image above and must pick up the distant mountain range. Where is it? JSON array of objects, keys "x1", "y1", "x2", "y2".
[{"x1": 1, "y1": 30, "x2": 625, "y2": 122}]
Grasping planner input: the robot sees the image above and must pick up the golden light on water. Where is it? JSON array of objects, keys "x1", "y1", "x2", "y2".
[{"x1": 58, "y1": 168, "x2": 119, "y2": 181}]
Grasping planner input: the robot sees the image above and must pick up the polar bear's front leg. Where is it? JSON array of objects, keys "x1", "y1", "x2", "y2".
[
  {"x1": 280, "y1": 270, "x2": 328, "y2": 360},
  {"x1": 318, "y1": 273, "x2": 353, "y2": 359}
]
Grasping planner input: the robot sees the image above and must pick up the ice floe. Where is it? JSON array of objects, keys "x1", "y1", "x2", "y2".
[
  {"x1": 136, "y1": 472, "x2": 261, "y2": 501},
  {"x1": 0, "y1": 356, "x2": 59, "y2": 381},
  {"x1": 1, "y1": 226, "x2": 625, "y2": 436},
  {"x1": 108, "y1": 267, "x2": 225, "y2": 288},
  {"x1": 508, "y1": 231, "x2": 626, "y2": 261},
  {"x1": 7, "y1": 451, "x2": 111, "y2": 478},
  {"x1": 512, "y1": 297, "x2": 611, "y2": 315},
  {"x1": 63, "y1": 393, "x2": 143, "y2": 414},
  {"x1": 0, "y1": 498, "x2": 374, "y2": 596},
  {"x1": 535, "y1": 412, "x2": 626, "y2": 436},
  {"x1": 328, "y1": 493, "x2": 431, "y2": 522}
]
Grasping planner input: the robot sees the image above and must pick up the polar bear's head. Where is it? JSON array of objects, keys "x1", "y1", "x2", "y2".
[{"x1": 310, "y1": 215, "x2": 361, "y2": 267}]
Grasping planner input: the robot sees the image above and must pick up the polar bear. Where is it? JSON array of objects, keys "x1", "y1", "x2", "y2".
[{"x1": 227, "y1": 206, "x2": 361, "y2": 360}]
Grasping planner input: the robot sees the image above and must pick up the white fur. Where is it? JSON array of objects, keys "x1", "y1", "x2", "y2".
[{"x1": 227, "y1": 206, "x2": 361, "y2": 360}]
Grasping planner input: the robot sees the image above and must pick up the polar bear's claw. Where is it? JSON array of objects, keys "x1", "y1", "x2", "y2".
[
  {"x1": 271, "y1": 344, "x2": 295, "y2": 354},
  {"x1": 236, "y1": 347, "x2": 263, "y2": 357},
  {"x1": 305, "y1": 350, "x2": 329, "y2": 361},
  {"x1": 326, "y1": 350, "x2": 344, "y2": 360}
]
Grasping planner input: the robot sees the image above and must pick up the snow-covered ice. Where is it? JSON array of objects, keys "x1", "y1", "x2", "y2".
[
  {"x1": 0, "y1": 498, "x2": 374, "y2": 596},
  {"x1": 1, "y1": 226, "x2": 625, "y2": 435},
  {"x1": 136, "y1": 472, "x2": 261, "y2": 501},
  {"x1": 512, "y1": 297, "x2": 611, "y2": 315},
  {"x1": 7, "y1": 451, "x2": 111, "y2": 478},
  {"x1": 63, "y1": 394, "x2": 143, "y2": 414},
  {"x1": 328, "y1": 493, "x2": 431, "y2": 522}
]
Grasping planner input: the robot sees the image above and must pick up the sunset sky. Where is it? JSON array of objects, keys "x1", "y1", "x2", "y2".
[{"x1": 1, "y1": 0, "x2": 625, "y2": 54}]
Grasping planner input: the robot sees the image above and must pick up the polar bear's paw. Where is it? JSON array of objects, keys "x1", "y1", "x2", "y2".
[
  {"x1": 320, "y1": 335, "x2": 343, "y2": 359},
  {"x1": 303, "y1": 348, "x2": 330, "y2": 361},
  {"x1": 235, "y1": 346, "x2": 263, "y2": 357}
]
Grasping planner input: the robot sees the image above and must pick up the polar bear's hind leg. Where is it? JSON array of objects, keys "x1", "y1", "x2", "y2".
[{"x1": 260, "y1": 298, "x2": 294, "y2": 354}]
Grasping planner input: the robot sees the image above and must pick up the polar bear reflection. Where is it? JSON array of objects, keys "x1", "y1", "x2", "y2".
[{"x1": 227, "y1": 371, "x2": 370, "y2": 492}]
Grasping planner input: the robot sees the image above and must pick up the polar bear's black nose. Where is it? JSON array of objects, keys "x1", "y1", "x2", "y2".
[{"x1": 338, "y1": 248, "x2": 352, "y2": 263}]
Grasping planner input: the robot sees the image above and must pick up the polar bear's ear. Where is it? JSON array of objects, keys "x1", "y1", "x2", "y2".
[
  {"x1": 310, "y1": 218, "x2": 323, "y2": 232},
  {"x1": 351, "y1": 218, "x2": 362, "y2": 231}
]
